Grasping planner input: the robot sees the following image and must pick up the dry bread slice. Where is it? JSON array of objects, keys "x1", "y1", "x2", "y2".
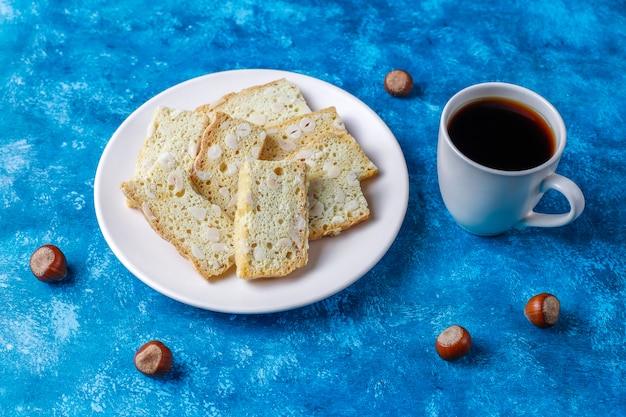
[
  {"x1": 190, "y1": 112, "x2": 268, "y2": 219},
  {"x1": 260, "y1": 107, "x2": 378, "y2": 180},
  {"x1": 121, "y1": 158, "x2": 235, "y2": 280},
  {"x1": 134, "y1": 106, "x2": 210, "y2": 176},
  {"x1": 295, "y1": 133, "x2": 374, "y2": 240},
  {"x1": 234, "y1": 160, "x2": 309, "y2": 279},
  {"x1": 195, "y1": 78, "x2": 311, "y2": 127},
  {"x1": 125, "y1": 106, "x2": 210, "y2": 208},
  {"x1": 260, "y1": 107, "x2": 346, "y2": 161},
  {"x1": 259, "y1": 107, "x2": 341, "y2": 161}
]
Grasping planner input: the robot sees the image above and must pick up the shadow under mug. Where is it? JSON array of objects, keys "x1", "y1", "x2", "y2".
[{"x1": 437, "y1": 82, "x2": 585, "y2": 236}]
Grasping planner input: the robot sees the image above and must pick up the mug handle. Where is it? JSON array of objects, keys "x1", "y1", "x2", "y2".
[{"x1": 520, "y1": 173, "x2": 585, "y2": 228}]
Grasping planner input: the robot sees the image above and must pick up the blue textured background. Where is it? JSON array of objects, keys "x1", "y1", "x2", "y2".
[{"x1": 1, "y1": 0, "x2": 625, "y2": 415}]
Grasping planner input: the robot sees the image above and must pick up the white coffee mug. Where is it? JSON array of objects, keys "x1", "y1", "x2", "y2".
[{"x1": 437, "y1": 82, "x2": 585, "y2": 236}]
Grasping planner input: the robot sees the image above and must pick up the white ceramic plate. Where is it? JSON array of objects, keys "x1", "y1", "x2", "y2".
[{"x1": 94, "y1": 69, "x2": 408, "y2": 314}]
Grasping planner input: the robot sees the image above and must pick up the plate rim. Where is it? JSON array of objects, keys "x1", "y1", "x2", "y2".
[{"x1": 94, "y1": 68, "x2": 409, "y2": 314}]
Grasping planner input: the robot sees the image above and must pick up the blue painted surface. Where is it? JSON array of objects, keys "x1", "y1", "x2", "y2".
[{"x1": 1, "y1": 0, "x2": 625, "y2": 415}]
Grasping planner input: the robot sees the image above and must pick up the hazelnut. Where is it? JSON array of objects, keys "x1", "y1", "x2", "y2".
[
  {"x1": 524, "y1": 293, "x2": 560, "y2": 328},
  {"x1": 436, "y1": 325, "x2": 472, "y2": 360},
  {"x1": 134, "y1": 340, "x2": 173, "y2": 377},
  {"x1": 384, "y1": 69, "x2": 413, "y2": 97},
  {"x1": 30, "y1": 244, "x2": 68, "y2": 283}
]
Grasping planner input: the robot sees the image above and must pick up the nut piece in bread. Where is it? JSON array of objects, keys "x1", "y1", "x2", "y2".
[
  {"x1": 121, "y1": 156, "x2": 235, "y2": 280},
  {"x1": 190, "y1": 112, "x2": 268, "y2": 219},
  {"x1": 234, "y1": 160, "x2": 309, "y2": 279}
]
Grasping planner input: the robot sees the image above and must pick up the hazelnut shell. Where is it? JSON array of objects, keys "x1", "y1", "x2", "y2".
[
  {"x1": 30, "y1": 244, "x2": 68, "y2": 283},
  {"x1": 436, "y1": 325, "x2": 472, "y2": 361},
  {"x1": 134, "y1": 340, "x2": 173, "y2": 377},
  {"x1": 384, "y1": 69, "x2": 414, "y2": 97},
  {"x1": 524, "y1": 293, "x2": 560, "y2": 328}
]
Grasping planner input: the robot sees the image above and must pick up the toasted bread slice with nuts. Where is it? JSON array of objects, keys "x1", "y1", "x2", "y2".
[
  {"x1": 190, "y1": 112, "x2": 268, "y2": 219},
  {"x1": 258, "y1": 107, "x2": 339, "y2": 161},
  {"x1": 195, "y1": 78, "x2": 311, "y2": 127},
  {"x1": 134, "y1": 106, "x2": 210, "y2": 177},
  {"x1": 234, "y1": 159, "x2": 309, "y2": 279},
  {"x1": 125, "y1": 106, "x2": 210, "y2": 208},
  {"x1": 121, "y1": 157, "x2": 235, "y2": 280},
  {"x1": 295, "y1": 133, "x2": 374, "y2": 240},
  {"x1": 260, "y1": 107, "x2": 378, "y2": 181},
  {"x1": 260, "y1": 107, "x2": 346, "y2": 161}
]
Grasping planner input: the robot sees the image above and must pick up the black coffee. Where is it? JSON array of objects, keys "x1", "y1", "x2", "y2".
[{"x1": 447, "y1": 97, "x2": 556, "y2": 171}]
